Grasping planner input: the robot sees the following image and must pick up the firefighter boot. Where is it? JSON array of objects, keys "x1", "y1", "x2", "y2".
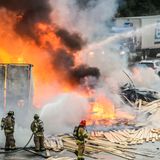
[{"x1": 74, "y1": 150, "x2": 78, "y2": 156}]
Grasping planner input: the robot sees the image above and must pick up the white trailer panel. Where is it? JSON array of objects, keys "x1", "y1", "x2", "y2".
[
  {"x1": 114, "y1": 15, "x2": 160, "y2": 50},
  {"x1": 141, "y1": 17, "x2": 160, "y2": 49}
]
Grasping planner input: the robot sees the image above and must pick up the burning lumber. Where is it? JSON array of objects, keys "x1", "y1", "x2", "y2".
[{"x1": 44, "y1": 99, "x2": 160, "y2": 159}]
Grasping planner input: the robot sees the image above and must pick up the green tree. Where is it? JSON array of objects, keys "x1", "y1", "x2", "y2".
[{"x1": 117, "y1": 0, "x2": 159, "y2": 17}]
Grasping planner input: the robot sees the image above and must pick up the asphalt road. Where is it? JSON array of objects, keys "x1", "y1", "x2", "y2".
[{"x1": 0, "y1": 142, "x2": 160, "y2": 160}]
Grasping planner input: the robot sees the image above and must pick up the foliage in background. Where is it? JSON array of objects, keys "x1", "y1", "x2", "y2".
[{"x1": 117, "y1": 0, "x2": 160, "y2": 17}]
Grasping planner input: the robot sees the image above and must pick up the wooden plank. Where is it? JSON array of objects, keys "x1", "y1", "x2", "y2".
[
  {"x1": 114, "y1": 131, "x2": 127, "y2": 142},
  {"x1": 142, "y1": 128, "x2": 149, "y2": 140},
  {"x1": 109, "y1": 131, "x2": 121, "y2": 143},
  {"x1": 104, "y1": 132, "x2": 115, "y2": 143},
  {"x1": 146, "y1": 130, "x2": 151, "y2": 142},
  {"x1": 46, "y1": 150, "x2": 50, "y2": 157}
]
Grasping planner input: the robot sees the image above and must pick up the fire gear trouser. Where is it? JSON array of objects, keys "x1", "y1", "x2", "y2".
[
  {"x1": 5, "y1": 132, "x2": 16, "y2": 149},
  {"x1": 76, "y1": 141, "x2": 85, "y2": 160},
  {"x1": 34, "y1": 135, "x2": 45, "y2": 151}
]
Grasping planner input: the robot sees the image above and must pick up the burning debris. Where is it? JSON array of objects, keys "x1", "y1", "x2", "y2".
[{"x1": 43, "y1": 99, "x2": 160, "y2": 160}]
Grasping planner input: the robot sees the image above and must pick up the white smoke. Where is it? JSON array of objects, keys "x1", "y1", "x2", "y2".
[
  {"x1": 50, "y1": 0, "x2": 129, "y2": 88},
  {"x1": 43, "y1": 5, "x2": 160, "y2": 133},
  {"x1": 131, "y1": 67, "x2": 160, "y2": 91},
  {"x1": 50, "y1": 0, "x2": 118, "y2": 42},
  {"x1": 79, "y1": 47, "x2": 128, "y2": 77},
  {"x1": 40, "y1": 92, "x2": 89, "y2": 134},
  {"x1": 37, "y1": 0, "x2": 136, "y2": 135}
]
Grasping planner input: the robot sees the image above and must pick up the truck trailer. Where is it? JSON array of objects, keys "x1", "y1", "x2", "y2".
[
  {"x1": 0, "y1": 63, "x2": 33, "y2": 112},
  {"x1": 113, "y1": 15, "x2": 160, "y2": 59}
]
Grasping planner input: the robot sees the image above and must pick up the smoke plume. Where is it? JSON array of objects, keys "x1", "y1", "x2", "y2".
[
  {"x1": 0, "y1": 0, "x2": 51, "y2": 40},
  {"x1": 56, "y1": 28, "x2": 86, "y2": 51},
  {"x1": 71, "y1": 64, "x2": 100, "y2": 84},
  {"x1": 50, "y1": 0, "x2": 118, "y2": 41}
]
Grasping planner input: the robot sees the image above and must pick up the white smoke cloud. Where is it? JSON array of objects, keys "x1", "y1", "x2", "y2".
[
  {"x1": 50, "y1": 0, "x2": 118, "y2": 41},
  {"x1": 79, "y1": 47, "x2": 128, "y2": 77},
  {"x1": 38, "y1": 0, "x2": 136, "y2": 135},
  {"x1": 131, "y1": 67, "x2": 160, "y2": 91},
  {"x1": 40, "y1": 92, "x2": 89, "y2": 134}
]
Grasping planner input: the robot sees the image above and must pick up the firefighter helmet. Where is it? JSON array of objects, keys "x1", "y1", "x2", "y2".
[
  {"x1": 34, "y1": 114, "x2": 39, "y2": 120},
  {"x1": 8, "y1": 111, "x2": 14, "y2": 116},
  {"x1": 79, "y1": 120, "x2": 86, "y2": 127}
]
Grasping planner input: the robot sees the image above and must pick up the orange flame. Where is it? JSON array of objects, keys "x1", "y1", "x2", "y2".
[
  {"x1": 0, "y1": 9, "x2": 134, "y2": 125},
  {"x1": 87, "y1": 96, "x2": 116, "y2": 125},
  {"x1": 35, "y1": 23, "x2": 62, "y2": 50},
  {"x1": 0, "y1": 10, "x2": 73, "y2": 107}
]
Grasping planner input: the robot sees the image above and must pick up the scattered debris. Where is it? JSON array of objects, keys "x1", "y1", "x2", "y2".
[
  {"x1": 121, "y1": 83, "x2": 160, "y2": 104},
  {"x1": 43, "y1": 99, "x2": 160, "y2": 160},
  {"x1": 44, "y1": 137, "x2": 64, "y2": 152}
]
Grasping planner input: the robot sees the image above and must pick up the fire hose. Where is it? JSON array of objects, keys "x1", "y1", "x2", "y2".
[
  {"x1": 0, "y1": 133, "x2": 34, "y2": 154},
  {"x1": 0, "y1": 133, "x2": 49, "y2": 158},
  {"x1": 0, "y1": 119, "x2": 49, "y2": 158}
]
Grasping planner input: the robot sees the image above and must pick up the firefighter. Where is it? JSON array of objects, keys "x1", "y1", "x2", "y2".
[
  {"x1": 31, "y1": 114, "x2": 45, "y2": 151},
  {"x1": 1, "y1": 111, "x2": 16, "y2": 150},
  {"x1": 75, "y1": 120, "x2": 88, "y2": 160}
]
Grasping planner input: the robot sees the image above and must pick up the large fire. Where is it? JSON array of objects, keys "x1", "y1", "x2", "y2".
[
  {"x1": 0, "y1": 9, "x2": 134, "y2": 125},
  {"x1": 0, "y1": 10, "x2": 73, "y2": 107}
]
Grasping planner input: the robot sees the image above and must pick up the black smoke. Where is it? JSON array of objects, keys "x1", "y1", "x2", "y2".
[
  {"x1": 71, "y1": 64, "x2": 100, "y2": 83},
  {"x1": 51, "y1": 49, "x2": 101, "y2": 84},
  {"x1": 0, "y1": 0, "x2": 51, "y2": 40},
  {"x1": 51, "y1": 49, "x2": 74, "y2": 72},
  {"x1": 0, "y1": 0, "x2": 86, "y2": 51},
  {"x1": 56, "y1": 28, "x2": 86, "y2": 51}
]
